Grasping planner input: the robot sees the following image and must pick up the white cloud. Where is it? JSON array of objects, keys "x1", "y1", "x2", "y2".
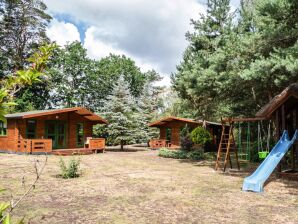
[
  {"x1": 46, "y1": 19, "x2": 81, "y2": 46},
  {"x1": 44, "y1": 0, "x2": 206, "y2": 84},
  {"x1": 84, "y1": 26, "x2": 171, "y2": 86},
  {"x1": 83, "y1": 26, "x2": 125, "y2": 59},
  {"x1": 44, "y1": 1, "x2": 240, "y2": 86}
]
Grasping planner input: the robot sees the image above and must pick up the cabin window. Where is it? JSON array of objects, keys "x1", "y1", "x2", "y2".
[
  {"x1": 76, "y1": 123, "x2": 84, "y2": 147},
  {"x1": 165, "y1": 128, "x2": 172, "y2": 141},
  {"x1": 0, "y1": 121, "x2": 7, "y2": 136},
  {"x1": 26, "y1": 120, "x2": 36, "y2": 139}
]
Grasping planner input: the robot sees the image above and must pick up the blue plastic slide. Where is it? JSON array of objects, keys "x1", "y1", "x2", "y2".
[{"x1": 242, "y1": 130, "x2": 298, "y2": 193}]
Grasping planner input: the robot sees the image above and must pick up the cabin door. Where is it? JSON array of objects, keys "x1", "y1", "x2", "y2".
[{"x1": 46, "y1": 121, "x2": 67, "y2": 149}]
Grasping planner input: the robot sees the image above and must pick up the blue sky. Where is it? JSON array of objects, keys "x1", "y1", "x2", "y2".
[{"x1": 45, "y1": 0, "x2": 240, "y2": 86}]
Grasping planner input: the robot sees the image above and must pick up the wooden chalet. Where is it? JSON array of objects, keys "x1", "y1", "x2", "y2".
[
  {"x1": 148, "y1": 116, "x2": 222, "y2": 151},
  {"x1": 0, "y1": 107, "x2": 108, "y2": 155},
  {"x1": 256, "y1": 84, "x2": 298, "y2": 178}
]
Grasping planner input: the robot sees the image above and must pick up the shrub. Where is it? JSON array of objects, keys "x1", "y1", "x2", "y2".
[
  {"x1": 190, "y1": 127, "x2": 212, "y2": 146},
  {"x1": 158, "y1": 148, "x2": 205, "y2": 161},
  {"x1": 180, "y1": 125, "x2": 194, "y2": 151},
  {"x1": 187, "y1": 150, "x2": 204, "y2": 160},
  {"x1": 158, "y1": 148, "x2": 176, "y2": 158},
  {"x1": 59, "y1": 157, "x2": 81, "y2": 179}
]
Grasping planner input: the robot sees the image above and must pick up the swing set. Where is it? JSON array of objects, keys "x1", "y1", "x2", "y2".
[
  {"x1": 215, "y1": 117, "x2": 271, "y2": 172},
  {"x1": 237, "y1": 121, "x2": 271, "y2": 160}
]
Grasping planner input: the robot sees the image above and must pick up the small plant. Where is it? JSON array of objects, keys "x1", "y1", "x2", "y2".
[
  {"x1": 59, "y1": 157, "x2": 81, "y2": 179},
  {"x1": 190, "y1": 127, "x2": 212, "y2": 146}
]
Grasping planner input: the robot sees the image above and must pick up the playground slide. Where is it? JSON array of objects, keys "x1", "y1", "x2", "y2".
[{"x1": 242, "y1": 130, "x2": 298, "y2": 193}]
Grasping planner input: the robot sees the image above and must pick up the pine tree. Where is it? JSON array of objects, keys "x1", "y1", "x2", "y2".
[
  {"x1": 172, "y1": 0, "x2": 234, "y2": 119},
  {"x1": 101, "y1": 76, "x2": 136, "y2": 150},
  {"x1": 136, "y1": 82, "x2": 160, "y2": 143},
  {"x1": 0, "y1": 0, "x2": 51, "y2": 75}
]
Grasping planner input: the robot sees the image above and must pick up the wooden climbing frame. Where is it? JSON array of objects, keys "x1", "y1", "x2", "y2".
[{"x1": 215, "y1": 119, "x2": 240, "y2": 172}]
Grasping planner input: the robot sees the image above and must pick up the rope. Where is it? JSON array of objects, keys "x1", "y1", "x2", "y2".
[
  {"x1": 266, "y1": 121, "x2": 271, "y2": 152},
  {"x1": 247, "y1": 122, "x2": 251, "y2": 161},
  {"x1": 257, "y1": 122, "x2": 263, "y2": 152},
  {"x1": 238, "y1": 123, "x2": 242, "y2": 155}
]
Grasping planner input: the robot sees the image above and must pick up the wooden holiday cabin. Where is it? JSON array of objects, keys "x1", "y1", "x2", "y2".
[
  {"x1": 148, "y1": 116, "x2": 222, "y2": 151},
  {"x1": 0, "y1": 107, "x2": 108, "y2": 155},
  {"x1": 255, "y1": 83, "x2": 298, "y2": 178}
]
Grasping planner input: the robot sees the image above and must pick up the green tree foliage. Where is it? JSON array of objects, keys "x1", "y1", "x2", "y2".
[
  {"x1": 136, "y1": 81, "x2": 161, "y2": 142},
  {"x1": 94, "y1": 54, "x2": 148, "y2": 97},
  {"x1": 172, "y1": 0, "x2": 233, "y2": 119},
  {"x1": 190, "y1": 127, "x2": 212, "y2": 146},
  {"x1": 0, "y1": 44, "x2": 55, "y2": 120},
  {"x1": 47, "y1": 41, "x2": 92, "y2": 108},
  {"x1": 0, "y1": 0, "x2": 51, "y2": 76},
  {"x1": 172, "y1": 0, "x2": 298, "y2": 120},
  {"x1": 18, "y1": 42, "x2": 160, "y2": 111}
]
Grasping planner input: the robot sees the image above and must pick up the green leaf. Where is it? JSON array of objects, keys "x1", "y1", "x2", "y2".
[
  {"x1": 0, "y1": 203, "x2": 10, "y2": 212},
  {"x1": 16, "y1": 217, "x2": 25, "y2": 224},
  {"x1": 3, "y1": 213, "x2": 11, "y2": 224}
]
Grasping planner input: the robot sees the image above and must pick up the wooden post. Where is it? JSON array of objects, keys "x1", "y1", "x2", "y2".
[
  {"x1": 292, "y1": 145, "x2": 296, "y2": 171},
  {"x1": 215, "y1": 120, "x2": 225, "y2": 171},
  {"x1": 278, "y1": 106, "x2": 286, "y2": 174},
  {"x1": 282, "y1": 105, "x2": 285, "y2": 130},
  {"x1": 275, "y1": 110, "x2": 280, "y2": 140}
]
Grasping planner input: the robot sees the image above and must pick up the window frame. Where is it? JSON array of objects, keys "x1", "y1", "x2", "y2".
[
  {"x1": 76, "y1": 123, "x2": 84, "y2": 148},
  {"x1": 26, "y1": 119, "x2": 37, "y2": 139},
  {"x1": 0, "y1": 121, "x2": 7, "y2": 136}
]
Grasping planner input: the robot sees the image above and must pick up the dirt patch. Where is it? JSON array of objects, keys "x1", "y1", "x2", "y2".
[{"x1": 0, "y1": 151, "x2": 297, "y2": 223}]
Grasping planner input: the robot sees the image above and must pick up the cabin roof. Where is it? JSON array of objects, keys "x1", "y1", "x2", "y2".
[
  {"x1": 256, "y1": 83, "x2": 298, "y2": 118},
  {"x1": 148, "y1": 116, "x2": 221, "y2": 127},
  {"x1": 5, "y1": 107, "x2": 108, "y2": 124}
]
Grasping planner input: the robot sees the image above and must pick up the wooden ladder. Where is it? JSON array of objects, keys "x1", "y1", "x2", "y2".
[{"x1": 215, "y1": 119, "x2": 240, "y2": 172}]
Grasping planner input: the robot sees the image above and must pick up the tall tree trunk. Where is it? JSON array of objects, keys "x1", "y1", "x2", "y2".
[{"x1": 120, "y1": 140, "x2": 124, "y2": 151}]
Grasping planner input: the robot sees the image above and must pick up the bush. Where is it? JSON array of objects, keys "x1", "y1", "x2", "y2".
[
  {"x1": 190, "y1": 127, "x2": 212, "y2": 146},
  {"x1": 180, "y1": 125, "x2": 194, "y2": 151},
  {"x1": 59, "y1": 157, "x2": 81, "y2": 179},
  {"x1": 187, "y1": 150, "x2": 204, "y2": 160},
  {"x1": 158, "y1": 148, "x2": 205, "y2": 160}
]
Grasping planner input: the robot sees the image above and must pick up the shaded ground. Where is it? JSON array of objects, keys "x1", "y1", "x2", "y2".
[{"x1": 0, "y1": 151, "x2": 297, "y2": 224}]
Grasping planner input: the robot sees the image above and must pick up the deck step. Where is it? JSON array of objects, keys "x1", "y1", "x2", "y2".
[{"x1": 51, "y1": 148, "x2": 104, "y2": 156}]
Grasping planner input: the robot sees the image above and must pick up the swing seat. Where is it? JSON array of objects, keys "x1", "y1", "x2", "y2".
[{"x1": 258, "y1": 151, "x2": 269, "y2": 159}]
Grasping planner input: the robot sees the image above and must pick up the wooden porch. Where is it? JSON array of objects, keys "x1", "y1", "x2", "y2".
[
  {"x1": 149, "y1": 139, "x2": 180, "y2": 150},
  {"x1": 16, "y1": 138, "x2": 105, "y2": 155}
]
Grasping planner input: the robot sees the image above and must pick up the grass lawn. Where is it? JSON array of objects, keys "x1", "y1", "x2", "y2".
[{"x1": 0, "y1": 151, "x2": 297, "y2": 223}]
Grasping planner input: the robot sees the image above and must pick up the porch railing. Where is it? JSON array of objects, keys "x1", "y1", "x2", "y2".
[
  {"x1": 88, "y1": 138, "x2": 105, "y2": 149},
  {"x1": 149, "y1": 139, "x2": 167, "y2": 149},
  {"x1": 17, "y1": 139, "x2": 52, "y2": 153}
]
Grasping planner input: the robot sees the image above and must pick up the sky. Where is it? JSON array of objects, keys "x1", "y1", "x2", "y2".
[{"x1": 45, "y1": 0, "x2": 240, "y2": 86}]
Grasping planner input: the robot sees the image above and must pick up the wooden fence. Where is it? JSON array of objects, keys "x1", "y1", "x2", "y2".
[
  {"x1": 17, "y1": 139, "x2": 52, "y2": 153},
  {"x1": 89, "y1": 138, "x2": 105, "y2": 150}
]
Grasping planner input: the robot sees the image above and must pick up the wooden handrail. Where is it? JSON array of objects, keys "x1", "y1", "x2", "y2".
[{"x1": 18, "y1": 139, "x2": 52, "y2": 153}]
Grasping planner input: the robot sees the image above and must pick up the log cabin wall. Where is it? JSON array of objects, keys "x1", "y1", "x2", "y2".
[
  {"x1": 0, "y1": 111, "x2": 95, "y2": 152},
  {"x1": 0, "y1": 119, "x2": 18, "y2": 151},
  {"x1": 158, "y1": 120, "x2": 198, "y2": 146}
]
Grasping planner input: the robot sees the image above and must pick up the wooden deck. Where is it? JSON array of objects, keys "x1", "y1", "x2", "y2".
[
  {"x1": 149, "y1": 139, "x2": 180, "y2": 150},
  {"x1": 51, "y1": 148, "x2": 104, "y2": 156}
]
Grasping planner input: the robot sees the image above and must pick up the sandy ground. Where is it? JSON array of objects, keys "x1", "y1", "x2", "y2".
[{"x1": 0, "y1": 151, "x2": 297, "y2": 224}]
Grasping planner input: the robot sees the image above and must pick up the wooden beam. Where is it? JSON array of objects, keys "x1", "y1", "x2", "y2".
[{"x1": 222, "y1": 117, "x2": 267, "y2": 122}]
